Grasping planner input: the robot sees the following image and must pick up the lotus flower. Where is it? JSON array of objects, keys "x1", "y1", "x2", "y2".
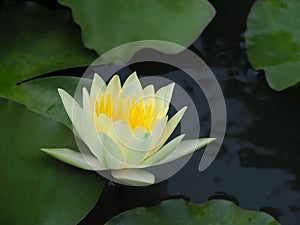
[{"x1": 41, "y1": 72, "x2": 215, "y2": 186}]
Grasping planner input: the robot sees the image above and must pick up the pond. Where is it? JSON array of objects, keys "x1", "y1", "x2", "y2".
[{"x1": 79, "y1": 0, "x2": 300, "y2": 224}]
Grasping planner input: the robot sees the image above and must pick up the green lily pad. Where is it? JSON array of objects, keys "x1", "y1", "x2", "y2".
[
  {"x1": 0, "y1": 0, "x2": 97, "y2": 125},
  {"x1": 0, "y1": 98, "x2": 105, "y2": 225},
  {"x1": 245, "y1": 0, "x2": 300, "y2": 91},
  {"x1": 105, "y1": 199, "x2": 281, "y2": 225},
  {"x1": 10, "y1": 76, "x2": 91, "y2": 129},
  {"x1": 57, "y1": 0, "x2": 216, "y2": 60}
]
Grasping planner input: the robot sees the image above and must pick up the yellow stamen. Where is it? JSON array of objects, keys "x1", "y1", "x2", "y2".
[
  {"x1": 95, "y1": 94, "x2": 112, "y2": 117},
  {"x1": 95, "y1": 92, "x2": 157, "y2": 132},
  {"x1": 127, "y1": 98, "x2": 156, "y2": 132}
]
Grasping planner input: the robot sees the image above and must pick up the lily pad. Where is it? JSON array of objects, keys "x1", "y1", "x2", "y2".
[
  {"x1": 105, "y1": 199, "x2": 281, "y2": 225},
  {"x1": 0, "y1": 98, "x2": 105, "y2": 225},
  {"x1": 0, "y1": 0, "x2": 97, "y2": 125},
  {"x1": 245, "y1": 0, "x2": 300, "y2": 91},
  {"x1": 57, "y1": 0, "x2": 216, "y2": 60},
  {"x1": 10, "y1": 76, "x2": 91, "y2": 129}
]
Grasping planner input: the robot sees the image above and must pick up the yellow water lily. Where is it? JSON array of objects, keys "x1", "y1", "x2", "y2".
[{"x1": 41, "y1": 72, "x2": 215, "y2": 186}]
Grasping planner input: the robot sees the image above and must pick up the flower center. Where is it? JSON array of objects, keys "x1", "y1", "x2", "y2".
[
  {"x1": 94, "y1": 94, "x2": 157, "y2": 132},
  {"x1": 127, "y1": 98, "x2": 156, "y2": 132}
]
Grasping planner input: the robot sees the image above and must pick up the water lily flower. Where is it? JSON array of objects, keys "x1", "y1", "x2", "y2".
[{"x1": 41, "y1": 72, "x2": 215, "y2": 186}]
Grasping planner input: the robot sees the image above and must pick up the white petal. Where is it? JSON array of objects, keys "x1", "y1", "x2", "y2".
[
  {"x1": 149, "y1": 118, "x2": 167, "y2": 149},
  {"x1": 143, "y1": 84, "x2": 155, "y2": 105},
  {"x1": 127, "y1": 131, "x2": 152, "y2": 152},
  {"x1": 155, "y1": 83, "x2": 175, "y2": 117},
  {"x1": 143, "y1": 84, "x2": 155, "y2": 97},
  {"x1": 99, "y1": 133, "x2": 137, "y2": 169},
  {"x1": 141, "y1": 134, "x2": 185, "y2": 166},
  {"x1": 90, "y1": 73, "x2": 106, "y2": 103},
  {"x1": 163, "y1": 83, "x2": 175, "y2": 106},
  {"x1": 105, "y1": 75, "x2": 122, "y2": 100},
  {"x1": 82, "y1": 87, "x2": 92, "y2": 117},
  {"x1": 111, "y1": 169, "x2": 155, "y2": 186},
  {"x1": 150, "y1": 106, "x2": 187, "y2": 154},
  {"x1": 41, "y1": 148, "x2": 106, "y2": 170},
  {"x1": 122, "y1": 72, "x2": 143, "y2": 99},
  {"x1": 132, "y1": 126, "x2": 147, "y2": 136},
  {"x1": 164, "y1": 106, "x2": 187, "y2": 139},
  {"x1": 94, "y1": 113, "x2": 113, "y2": 134},
  {"x1": 58, "y1": 88, "x2": 75, "y2": 120},
  {"x1": 156, "y1": 138, "x2": 216, "y2": 165},
  {"x1": 111, "y1": 121, "x2": 151, "y2": 165},
  {"x1": 58, "y1": 89, "x2": 104, "y2": 163},
  {"x1": 111, "y1": 120, "x2": 153, "y2": 152},
  {"x1": 111, "y1": 120, "x2": 133, "y2": 148}
]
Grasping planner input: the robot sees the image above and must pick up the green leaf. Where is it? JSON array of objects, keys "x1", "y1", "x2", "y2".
[
  {"x1": 0, "y1": 98, "x2": 105, "y2": 225},
  {"x1": 245, "y1": 0, "x2": 300, "y2": 91},
  {"x1": 57, "y1": 0, "x2": 216, "y2": 59},
  {"x1": 105, "y1": 199, "x2": 281, "y2": 225},
  {"x1": 6, "y1": 76, "x2": 91, "y2": 128},
  {"x1": 0, "y1": 0, "x2": 97, "y2": 125}
]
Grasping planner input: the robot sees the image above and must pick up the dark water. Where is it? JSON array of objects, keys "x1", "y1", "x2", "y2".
[{"x1": 77, "y1": 0, "x2": 300, "y2": 224}]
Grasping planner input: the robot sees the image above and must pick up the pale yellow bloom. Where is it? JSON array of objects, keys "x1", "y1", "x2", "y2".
[{"x1": 41, "y1": 72, "x2": 215, "y2": 186}]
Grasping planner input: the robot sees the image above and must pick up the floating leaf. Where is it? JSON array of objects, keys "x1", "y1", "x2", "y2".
[
  {"x1": 245, "y1": 0, "x2": 300, "y2": 91},
  {"x1": 0, "y1": 0, "x2": 97, "y2": 125},
  {"x1": 9, "y1": 76, "x2": 91, "y2": 128},
  {"x1": 0, "y1": 98, "x2": 105, "y2": 225},
  {"x1": 57, "y1": 0, "x2": 216, "y2": 59},
  {"x1": 105, "y1": 199, "x2": 280, "y2": 225}
]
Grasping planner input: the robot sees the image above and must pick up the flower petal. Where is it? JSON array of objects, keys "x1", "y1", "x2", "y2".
[
  {"x1": 105, "y1": 75, "x2": 122, "y2": 100},
  {"x1": 111, "y1": 120, "x2": 133, "y2": 148},
  {"x1": 110, "y1": 121, "x2": 151, "y2": 165},
  {"x1": 150, "y1": 106, "x2": 187, "y2": 154},
  {"x1": 155, "y1": 83, "x2": 175, "y2": 117},
  {"x1": 163, "y1": 83, "x2": 175, "y2": 106},
  {"x1": 111, "y1": 120, "x2": 153, "y2": 152},
  {"x1": 156, "y1": 138, "x2": 216, "y2": 165},
  {"x1": 114, "y1": 118, "x2": 167, "y2": 157},
  {"x1": 99, "y1": 132, "x2": 133, "y2": 169},
  {"x1": 164, "y1": 106, "x2": 187, "y2": 139},
  {"x1": 41, "y1": 148, "x2": 106, "y2": 170},
  {"x1": 111, "y1": 169, "x2": 155, "y2": 186},
  {"x1": 149, "y1": 118, "x2": 167, "y2": 149},
  {"x1": 141, "y1": 134, "x2": 185, "y2": 166},
  {"x1": 58, "y1": 89, "x2": 104, "y2": 163},
  {"x1": 122, "y1": 72, "x2": 143, "y2": 99},
  {"x1": 82, "y1": 87, "x2": 92, "y2": 117},
  {"x1": 90, "y1": 73, "x2": 106, "y2": 103},
  {"x1": 143, "y1": 84, "x2": 155, "y2": 97},
  {"x1": 94, "y1": 113, "x2": 113, "y2": 134}
]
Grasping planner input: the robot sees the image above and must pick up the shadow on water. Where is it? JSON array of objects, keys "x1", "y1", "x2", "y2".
[{"x1": 74, "y1": 0, "x2": 300, "y2": 224}]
